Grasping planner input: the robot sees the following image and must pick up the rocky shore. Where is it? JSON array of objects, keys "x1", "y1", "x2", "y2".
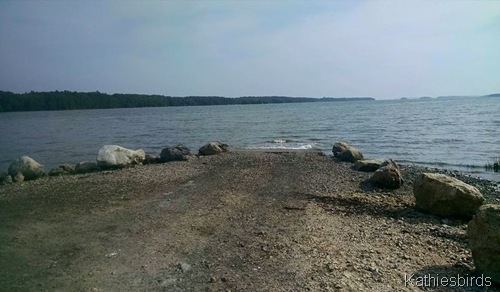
[{"x1": 0, "y1": 143, "x2": 499, "y2": 291}]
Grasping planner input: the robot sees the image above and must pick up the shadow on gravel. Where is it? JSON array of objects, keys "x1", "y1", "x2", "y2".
[
  {"x1": 0, "y1": 199, "x2": 49, "y2": 291},
  {"x1": 305, "y1": 192, "x2": 428, "y2": 222},
  {"x1": 358, "y1": 179, "x2": 380, "y2": 192},
  {"x1": 303, "y1": 193, "x2": 469, "y2": 244},
  {"x1": 409, "y1": 264, "x2": 498, "y2": 291},
  {"x1": 357, "y1": 178, "x2": 414, "y2": 193}
]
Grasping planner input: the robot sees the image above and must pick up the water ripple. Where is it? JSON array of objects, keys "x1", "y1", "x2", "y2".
[{"x1": 0, "y1": 98, "x2": 499, "y2": 180}]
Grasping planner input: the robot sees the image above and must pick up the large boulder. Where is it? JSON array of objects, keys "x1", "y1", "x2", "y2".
[
  {"x1": 369, "y1": 159, "x2": 403, "y2": 189},
  {"x1": 413, "y1": 173, "x2": 484, "y2": 218},
  {"x1": 8, "y1": 156, "x2": 45, "y2": 182},
  {"x1": 0, "y1": 172, "x2": 12, "y2": 185},
  {"x1": 159, "y1": 144, "x2": 191, "y2": 162},
  {"x1": 468, "y1": 204, "x2": 500, "y2": 283},
  {"x1": 198, "y1": 141, "x2": 229, "y2": 156},
  {"x1": 49, "y1": 164, "x2": 75, "y2": 176},
  {"x1": 97, "y1": 145, "x2": 146, "y2": 169},
  {"x1": 75, "y1": 161, "x2": 99, "y2": 174},
  {"x1": 353, "y1": 159, "x2": 383, "y2": 172},
  {"x1": 332, "y1": 141, "x2": 363, "y2": 162}
]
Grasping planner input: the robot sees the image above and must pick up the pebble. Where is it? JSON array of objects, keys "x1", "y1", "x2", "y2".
[{"x1": 178, "y1": 262, "x2": 191, "y2": 273}]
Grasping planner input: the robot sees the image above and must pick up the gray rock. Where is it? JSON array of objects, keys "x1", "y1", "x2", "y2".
[
  {"x1": 8, "y1": 156, "x2": 45, "y2": 182},
  {"x1": 49, "y1": 164, "x2": 75, "y2": 176},
  {"x1": 332, "y1": 141, "x2": 350, "y2": 156},
  {"x1": 468, "y1": 204, "x2": 500, "y2": 283},
  {"x1": 75, "y1": 161, "x2": 99, "y2": 174},
  {"x1": 369, "y1": 159, "x2": 403, "y2": 189},
  {"x1": 143, "y1": 154, "x2": 159, "y2": 165},
  {"x1": 413, "y1": 173, "x2": 484, "y2": 219},
  {"x1": 332, "y1": 141, "x2": 363, "y2": 162},
  {"x1": 97, "y1": 145, "x2": 146, "y2": 169},
  {"x1": 198, "y1": 141, "x2": 229, "y2": 156},
  {"x1": 0, "y1": 172, "x2": 12, "y2": 185},
  {"x1": 353, "y1": 159, "x2": 383, "y2": 172},
  {"x1": 338, "y1": 148, "x2": 364, "y2": 162},
  {"x1": 159, "y1": 144, "x2": 191, "y2": 162}
]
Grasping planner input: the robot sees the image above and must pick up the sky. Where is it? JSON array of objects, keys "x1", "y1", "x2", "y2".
[{"x1": 0, "y1": 1, "x2": 499, "y2": 99}]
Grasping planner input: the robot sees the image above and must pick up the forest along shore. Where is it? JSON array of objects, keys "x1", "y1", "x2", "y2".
[{"x1": 0, "y1": 150, "x2": 499, "y2": 291}]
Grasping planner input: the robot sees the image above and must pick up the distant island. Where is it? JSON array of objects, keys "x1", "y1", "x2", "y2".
[
  {"x1": 321, "y1": 97, "x2": 374, "y2": 102},
  {"x1": 437, "y1": 94, "x2": 500, "y2": 99},
  {"x1": 436, "y1": 95, "x2": 469, "y2": 99},
  {"x1": 401, "y1": 93, "x2": 499, "y2": 100},
  {"x1": 0, "y1": 91, "x2": 375, "y2": 112}
]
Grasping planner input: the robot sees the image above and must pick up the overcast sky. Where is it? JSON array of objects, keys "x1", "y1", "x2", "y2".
[{"x1": 1, "y1": 1, "x2": 499, "y2": 99}]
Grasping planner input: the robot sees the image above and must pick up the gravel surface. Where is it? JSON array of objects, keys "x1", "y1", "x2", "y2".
[{"x1": 0, "y1": 150, "x2": 498, "y2": 291}]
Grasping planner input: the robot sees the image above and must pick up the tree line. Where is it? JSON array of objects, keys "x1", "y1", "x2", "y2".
[{"x1": 0, "y1": 90, "x2": 375, "y2": 112}]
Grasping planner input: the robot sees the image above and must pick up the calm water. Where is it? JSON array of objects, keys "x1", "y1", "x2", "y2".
[{"x1": 1, "y1": 97, "x2": 499, "y2": 180}]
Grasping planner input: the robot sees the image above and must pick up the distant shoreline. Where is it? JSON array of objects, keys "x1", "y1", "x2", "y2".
[
  {"x1": 0, "y1": 90, "x2": 375, "y2": 112},
  {"x1": 2, "y1": 90, "x2": 498, "y2": 113}
]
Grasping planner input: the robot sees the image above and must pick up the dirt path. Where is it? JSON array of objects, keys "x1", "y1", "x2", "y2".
[{"x1": 0, "y1": 151, "x2": 496, "y2": 291}]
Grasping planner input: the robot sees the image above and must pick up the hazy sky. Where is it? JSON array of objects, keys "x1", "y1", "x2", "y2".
[{"x1": 1, "y1": 1, "x2": 499, "y2": 99}]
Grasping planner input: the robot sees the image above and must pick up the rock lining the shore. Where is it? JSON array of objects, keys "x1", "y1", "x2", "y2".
[
  {"x1": 369, "y1": 159, "x2": 404, "y2": 189},
  {"x1": 8, "y1": 156, "x2": 45, "y2": 182},
  {"x1": 159, "y1": 144, "x2": 191, "y2": 162},
  {"x1": 332, "y1": 141, "x2": 364, "y2": 162},
  {"x1": 198, "y1": 141, "x2": 229, "y2": 156},
  {"x1": 413, "y1": 172, "x2": 484, "y2": 219},
  {"x1": 468, "y1": 204, "x2": 500, "y2": 283},
  {"x1": 75, "y1": 161, "x2": 100, "y2": 174},
  {"x1": 353, "y1": 159, "x2": 383, "y2": 172},
  {"x1": 49, "y1": 164, "x2": 75, "y2": 176},
  {"x1": 97, "y1": 145, "x2": 146, "y2": 169}
]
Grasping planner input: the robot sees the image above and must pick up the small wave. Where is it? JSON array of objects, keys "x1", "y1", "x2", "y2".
[
  {"x1": 266, "y1": 139, "x2": 292, "y2": 143},
  {"x1": 311, "y1": 128, "x2": 332, "y2": 132},
  {"x1": 432, "y1": 138, "x2": 465, "y2": 143},
  {"x1": 397, "y1": 159, "x2": 484, "y2": 169},
  {"x1": 275, "y1": 134, "x2": 304, "y2": 139},
  {"x1": 246, "y1": 143, "x2": 315, "y2": 150}
]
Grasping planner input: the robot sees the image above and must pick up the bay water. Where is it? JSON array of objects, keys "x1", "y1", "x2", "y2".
[{"x1": 1, "y1": 97, "x2": 499, "y2": 180}]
